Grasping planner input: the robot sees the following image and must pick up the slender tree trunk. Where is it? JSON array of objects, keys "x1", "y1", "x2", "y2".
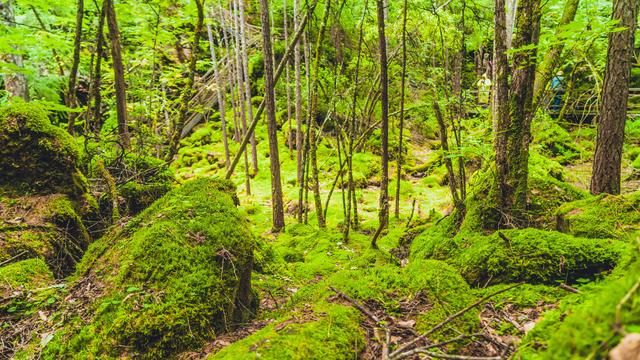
[
  {"x1": 506, "y1": 0, "x2": 518, "y2": 48},
  {"x1": 284, "y1": 0, "x2": 294, "y2": 160},
  {"x1": 238, "y1": 0, "x2": 259, "y2": 174},
  {"x1": 104, "y1": 0, "x2": 130, "y2": 149},
  {"x1": 375, "y1": 0, "x2": 389, "y2": 246},
  {"x1": 0, "y1": 0, "x2": 29, "y2": 100},
  {"x1": 294, "y1": 0, "x2": 304, "y2": 188},
  {"x1": 394, "y1": 0, "x2": 408, "y2": 219},
  {"x1": 67, "y1": 0, "x2": 84, "y2": 134},
  {"x1": 591, "y1": 0, "x2": 638, "y2": 195},
  {"x1": 302, "y1": 30, "x2": 312, "y2": 223},
  {"x1": 91, "y1": 2, "x2": 106, "y2": 135},
  {"x1": 259, "y1": 0, "x2": 286, "y2": 232},
  {"x1": 206, "y1": 10, "x2": 230, "y2": 169},
  {"x1": 166, "y1": 0, "x2": 204, "y2": 159},
  {"x1": 308, "y1": 0, "x2": 332, "y2": 228},
  {"x1": 533, "y1": 0, "x2": 580, "y2": 102}
]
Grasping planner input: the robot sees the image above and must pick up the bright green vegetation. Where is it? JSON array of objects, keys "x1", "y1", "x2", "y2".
[
  {"x1": 0, "y1": 258, "x2": 53, "y2": 297},
  {"x1": 41, "y1": 178, "x2": 256, "y2": 359}
]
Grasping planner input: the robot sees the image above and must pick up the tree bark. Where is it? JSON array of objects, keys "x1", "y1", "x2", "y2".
[
  {"x1": 294, "y1": 0, "x2": 304, "y2": 188},
  {"x1": 394, "y1": 0, "x2": 408, "y2": 219},
  {"x1": 375, "y1": 0, "x2": 390, "y2": 244},
  {"x1": 259, "y1": 0, "x2": 286, "y2": 232},
  {"x1": 532, "y1": 0, "x2": 580, "y2": 103},
  {"x1": 90, "y1": 2, "x2": 106, "y2": 135},
  {"x1": 67, "y1": 0, "x2": 84, "y2": 134},
  {"x1": 591, "y1": 0, "x2": 638, "y2": 195},
  {"x1": 238, "y1": 0, "x2": 259, "y2": 174},
  {"x1": 104, "y1": 0, "x2": 130, "y2": 149},
  {"x1": 0, "y1": 0, "x2": 29, "y2": 100}
]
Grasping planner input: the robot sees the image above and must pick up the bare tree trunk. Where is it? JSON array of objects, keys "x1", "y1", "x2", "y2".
[
  {"x1": 394, "y1": 0, "x2": 408, "y2": 219},
  {"x1": 374, "y1": 0, "x2": 389, "y2": 247},
  {"x1": 294, "y1": 0, "x2": 304, "y2": 187},
  {"x1": 90, "y1": 2, "x2": 106, "y2": 135},
  {"x1": 533, "y1": 0, "x2": 580, "y2": 102},
  {"x1": 238, "y1": 0, "x2": 259, "y2": 174},
  {"x1": 259, "y1": 0, "x2": 286, "y2": 232},
  {"x1": 591, "y1": 0, "x2": 638, "y2": 195},
  {"x1": 308, "y1": 0, "x2": 332, "y2": 228},
  {"x1": 206, "y1": 9, "x2": 230, "y2": 169},
  {"x1": 506, "y1": 0, "x2": 518, "y2": 48},
  {"x1": 104, "y1": 0, "x2": 130, "y2": 149},
  {"x1": 67, "y1": 0, "x2": 84, "y2": 134},
  {"x1": 0, "y1": 0, "x2": 29, "y2": 100},
  {"x1": 302, "y1": 30, "x2": 312, "y2": 223}
]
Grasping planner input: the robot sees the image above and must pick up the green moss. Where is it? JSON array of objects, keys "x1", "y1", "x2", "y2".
[
  {"x1": 209, "y1": 303, "x2": 365, "y2": 359},
  {"x1": 517, "y1": 260, "x2": 640, "y2": 359},
  {"x1": 411, "y1": 228, "x2": 626, "y2": 286},
  {"x1": 531, "y1": 116, "x2": 588, "y2": 165},
  {"x1": 0, "y1": 100, "x2": 86, "y2": 197},
  {"x1": 555, "y1": 192, "x2": 640, "y2": 239},
  {"x1": 44, "y1": 178, "x2": 256, "y2": 359},
  {"x1": 0, "y1": 258, "x2": 53, "y2": 297}
]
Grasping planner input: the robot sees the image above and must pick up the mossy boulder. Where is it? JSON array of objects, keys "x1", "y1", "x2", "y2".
[
  {"x1": 411, "y1": 228, "x2": 626, "y2": 286},
  {"x1": 517, "y1": 260, "x2": 640, "y2": 359},
  {"x1": 555, "y1": 192, "x2": 640, "y2": 239},
  {"x1": 0, "y1": 194, "x2": 91, "y2": 277},
  {"x1": 0, "y1": 258, "x2": 54, "y2": 298},
  {"x1": 0, "y1": 101, "x2": 86, "y2": 197},
  {"x1": 43, "y1": 178, "x2": 256, "y2": 359}
]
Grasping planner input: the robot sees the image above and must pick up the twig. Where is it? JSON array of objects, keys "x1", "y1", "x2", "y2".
[
  {"x1": 405, "y1": 199, "x2": 417, "y2": 227},
  {"x1": 559, "y1": 283, "x2": 580, "y2": 294},
  {"x1": 0, "y1": 251, "x2": 29, "y2": 267},
  {"x1": 395, "y1": 349, "x2": 501, "y2": 360},
  {"x1": 330, "y1": 286, "x2": 380, "y2": 323},
  {"x1": 615, "y1": 279, "x2": 640, "y2": 331},
  {"x1": 390, "y1": 283, "x2": 523, "y2": 359}
]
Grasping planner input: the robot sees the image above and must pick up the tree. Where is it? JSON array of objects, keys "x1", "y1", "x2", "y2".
[
  {"x1": 0, "y1": 0, "x2": 28, "y2": 100},
  {"x1": 67, "y1": 0, "x2": 84, "y2": 134},
  {"x1": 104, "y1": 0, "x2": 131, "y2": 149},
  {"x1": 394, "y1": 0, "x2": 408, "y2": 219},
  {"x1": 89, "y1": 3, "x2": 106, "y2": 135},
  {"x1": 294, "y1": 0, "x2": 304, "y2": 189},
  {"x1": 492, "y1": 0, "x2": 541, "y2": 227},
  {"x1": 591, "y1": 0, "x2": 638, "y2": 195},
  {"x1": 166, "y1": 0, "x2": 204, "y2": 160},
  {"x1": 374, "y1": 0, "x2": 389, "y2": 246},
  {"x1": 259, "y1": 0, "x2": 285, "y2": 232}
]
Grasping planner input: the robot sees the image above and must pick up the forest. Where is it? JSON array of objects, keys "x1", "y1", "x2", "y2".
[{"x1": 1, "y1": 0, "x2": 640, "y2": 358}]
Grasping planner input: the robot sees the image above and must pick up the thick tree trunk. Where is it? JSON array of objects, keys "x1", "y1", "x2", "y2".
[
  {"x1": 105, "y1": 0, "x2": 130, "y2": 149},
  {"x1": 67, "y1": 0, "x2": 84, "y2": 134},
  {"x1": 591, "y1": 0, "x2": 638, "y2": 195},
  {"x1": 0, "y1": 0, "x2": 29, "y2": 100},
  {"x1": 493, "y1": 0, "x2": 541, "y2": 227},
  {"x1": 259, "y1": 0, "x2": 286, "y2": 232},
  {"x1": 533, "y1": 0, "x2": 580, "y2": 103},
  {"x1": 375, "y1": 0, "x2": 389, "y2": 245}
]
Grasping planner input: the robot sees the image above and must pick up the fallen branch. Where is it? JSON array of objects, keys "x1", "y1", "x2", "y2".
[
  {"x1": 390, "y1": 282, "x2": 523, "y2": 359},
  {"x1": 395, "y1": 349, "x2": 501, "y2": 360},
  {"x1": 559, "y1": 283, "x2": 580, "y2": 294}
]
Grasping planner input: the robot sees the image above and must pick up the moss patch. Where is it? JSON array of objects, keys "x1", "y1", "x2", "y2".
[
  {"x1": 42, "y1": 178, "x2": 256, "y2": 359},
  {"x1": 0, "y1": 258, "x2": 53, "y2": 298}
]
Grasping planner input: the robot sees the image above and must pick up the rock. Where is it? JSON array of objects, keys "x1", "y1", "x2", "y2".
[{"x1": 610, "y1": 333, "x2": 640, "y2": 360}]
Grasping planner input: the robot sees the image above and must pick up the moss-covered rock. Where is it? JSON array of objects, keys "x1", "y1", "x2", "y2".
[
  {"x1": 0, "y1": 100, "x2": 86, "y2": 197},
  {"x1": 555, "y1": 192, "x2": 640, "y2": 239},
  {"x1": 0, "y1": 194, "x2": 91, "y2": 277},
  {"x1": 411, "y1": 228, "x2": 626, "y2": 286},
  {"x1": 42, "y1": 178, "x2": 255, "y2": 359},
  {"x1": 0, "y1": 258, "x2": 54, "y2": 298},
  {"x1": 517, "y1": 260, "x2": 640, "y2": 359}
]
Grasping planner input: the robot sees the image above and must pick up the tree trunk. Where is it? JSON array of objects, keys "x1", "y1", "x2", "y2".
[
  {"x1": 0, "y1": 0, "x2": 29, "y2": 100},
  {"x1": 259, "y1": 0, "x2": 286, "y2": 232},
  {"x1": 532, "y1": 0, "x2": 580, "y2": 103},
  {"x1": 206, "y1": 9, "x2": 230, "y2": 169},
  {"x1": 394, "y1": 0, "x2": 408, "y2": 219},
  {"x1": 67, "y1": 0, "x2": 84, "y2": 134},
  {"x1": 375, "y1": 0, "x2": 389, "y2": 245},
  {"x1": 591, "y1": 0, "x2": 638, "y2": 195},
  {"x1": 105, "y1": 0, "x2": 130, "y2": 149},
  {"x1": 90, "y1": 3, "x2": 106, "y2": 135},
  {"x1": 238, "y1": 0, "x2": 259, "y2": 174},
  {"x1": 294, "y1": 0, "x2": 304, "y2": 188},
  {"x1": 308, "y1": 0, "x2": 332, "y2": 228},
  {"x1": 284, "y1": 0, "x2": 293, "y2": 160},
  {"x1": 493, "y1": 0, "x2": 541, "y2": 227},
  {"x1": 166, "y1": 0, "x2": 204, "y2": 159}
]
